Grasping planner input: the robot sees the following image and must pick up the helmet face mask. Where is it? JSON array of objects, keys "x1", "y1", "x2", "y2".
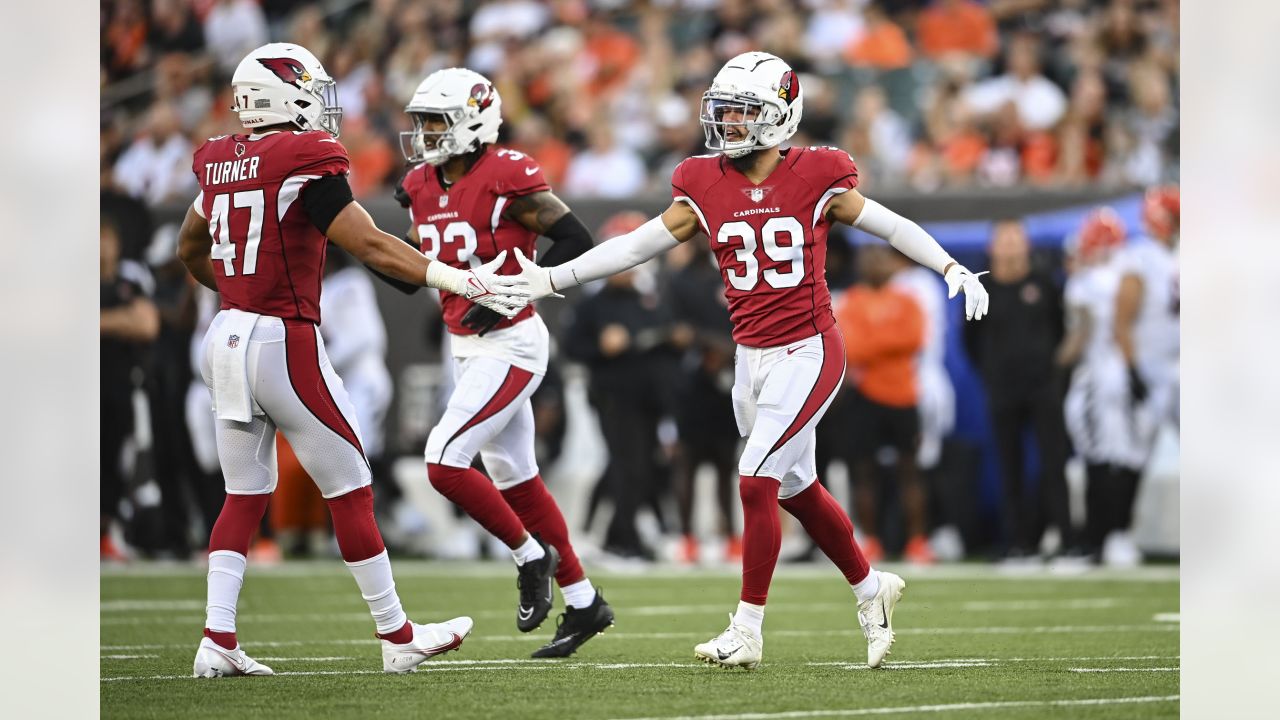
[
  {"x1": 700, "y1": 93, "x2": 772, "y2": 158},
  {"x1": 699, "y1": 52, "x2": 803, "y2": 159},
  {"x1": 400, "y1": 68, "x2": 502, "y2": 166}
]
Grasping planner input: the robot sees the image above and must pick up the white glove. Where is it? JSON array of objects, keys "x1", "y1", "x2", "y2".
[
  {"x1": 512, "y1": 248, "x2": 563, "y2": 301},
  {"x1": 424, "y1": 250, "x2": 532, "y2": 318},
  {"x1": 944, "y1": 264, "x2": 990, "y2": 321}
]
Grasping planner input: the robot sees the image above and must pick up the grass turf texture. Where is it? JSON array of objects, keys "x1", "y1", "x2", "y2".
[{"x1": 102, "y1": 562, "x2": 1179, "y2": 719}]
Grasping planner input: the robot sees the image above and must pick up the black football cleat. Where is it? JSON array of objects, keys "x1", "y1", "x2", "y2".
[
  {"x1": 516, "y1": 538, "x2": 560, "y2": 632},
  {"x1": 531, "y1": 589, "x2": 615, "y2": 658}
]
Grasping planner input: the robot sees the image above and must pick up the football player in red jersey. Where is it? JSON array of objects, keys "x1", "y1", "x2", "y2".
[
  {"x1": 175, "y1": 44, "x2": 532, "y2": 677},
  {"x1": 393, "y1": 68, "x2": 612, "y2": 658},
  {"x1": 515, "y1": 52, "x2": 990, "y2": 669}
]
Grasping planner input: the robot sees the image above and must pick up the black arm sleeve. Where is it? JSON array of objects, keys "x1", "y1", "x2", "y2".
[
  {"x1": 367, "y1": 235, "x2": 424, "y2": 295},
  {"x1": 300, "y1": 173, "x2": 355, "y2": 234},
  {"x1": 537, "y1": 212, "x2": 594, "y2": 267}
]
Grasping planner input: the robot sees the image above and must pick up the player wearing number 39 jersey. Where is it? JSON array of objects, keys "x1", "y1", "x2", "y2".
[
  {"x1": 175, "y1": 44, "x2": 534, "y2": 678},
  {"x1": 390, "y1": 67, "x2": 613, "y2": 659},
  {"x1": 514, "y1": 51, "x2": 991, "y2": 670}
]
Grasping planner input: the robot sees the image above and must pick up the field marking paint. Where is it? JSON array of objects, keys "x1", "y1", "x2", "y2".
[
  {"x1": 100, "y1": 624, "x2": 1177, "y2": 652},
  {"x1": 960, "y1": 598, "x2": 1121, "y2": 611},
  {"x1": 256, "y1": 656, "x2": 354, "y2": 662},
  {"x1": 1069, "y1": 667, "x2": 1179, "y2": 673},
  {"x1": 1153, "y1": 612, "x2": 1180, "y2": 622},
  {"x1": 101, "y1": 661, "x2": 703, "y2": 682},
  {"x1": 606, "y1": 695, "x2": 1179, "y2": 720},
  {"x1": 100, "y1": 600, "x2": 206, "y2": 611},
  {"x1": 101, "y1": 654, "x2": 158, "y2": 660}
]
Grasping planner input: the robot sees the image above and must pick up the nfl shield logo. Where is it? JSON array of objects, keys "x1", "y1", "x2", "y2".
[
  {"x1": 227, "y1": 335, "x2": 240, "y2": 349},
  {"x1": 439, "y1": 195, "x2": 449, "y2": 208},
  {"x1": 749, "y1": 188, "x2": 764, "y2": 203}
]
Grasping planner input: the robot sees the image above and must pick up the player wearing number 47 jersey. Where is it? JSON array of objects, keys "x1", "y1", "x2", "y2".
[
  {"x1": 514, "y1": 52, "x2": 991, "y2": 670},
  {"x1": 176, "y1": 43, "x2": 534, "y2": 677},
  {"x1": 388, "y1": 67, "x2": 613, "y2": 659}
]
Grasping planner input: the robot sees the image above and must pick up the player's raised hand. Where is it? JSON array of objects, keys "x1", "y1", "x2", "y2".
[
  {"x1": 944, "y1": 264, "x2": 990, "y2": 321},
  {"x1": 512, "y1": 248, "x2": 564, "y2": 301}
]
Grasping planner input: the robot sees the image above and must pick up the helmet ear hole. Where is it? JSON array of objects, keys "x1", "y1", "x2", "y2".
[{"x1": 295, "y1": 99, "x2": 311, "y2": 108}]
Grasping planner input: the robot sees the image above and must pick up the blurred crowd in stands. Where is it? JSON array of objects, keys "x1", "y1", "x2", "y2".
[
  {"x1": 102, "y1": 0, "x2": 1179, "y2": 207},
  {"x1": 100, "y1": 0, "x2": 1180, "y2": 567}
]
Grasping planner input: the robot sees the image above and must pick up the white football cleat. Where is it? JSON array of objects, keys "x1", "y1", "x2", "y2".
[
  {"x1": 381, "y1": 616, "x2": 474, "y2": 673},
  {"x1": 192, "y1": 637, "x2": 275, "y2": 678},
  {"x1": 858, "y1": 570, "x2": 906, "y2": 668},
  {"x1": 693, "y1": 614, "x2": 763, "y2": 670}
]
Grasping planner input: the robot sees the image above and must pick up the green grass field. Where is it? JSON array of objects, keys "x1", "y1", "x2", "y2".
[{"x1": 101, "y1": 562, "x2": 1179, "y2": 719}]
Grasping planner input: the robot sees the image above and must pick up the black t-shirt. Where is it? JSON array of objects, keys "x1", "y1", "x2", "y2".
[{"x1": 964, "y1": 269, "x2": 1064, "y2": 399}]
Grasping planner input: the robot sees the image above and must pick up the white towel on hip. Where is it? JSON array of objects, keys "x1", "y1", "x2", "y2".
[{"x1": 211, "y1": 309, "x2": 261, "y2": 422}]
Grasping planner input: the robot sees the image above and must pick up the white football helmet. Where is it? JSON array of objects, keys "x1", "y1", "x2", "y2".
[
  {"x1": 401, "y1": 68, "x2": 503, "y2": 165},
  {"x1": 700, "y1": 52, "x2": 803, "y2": 158},
  {"x1": 231, "y1": 43, "x2": 342, "y2": 136}
]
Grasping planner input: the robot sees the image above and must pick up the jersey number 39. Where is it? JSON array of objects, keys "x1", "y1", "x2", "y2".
[{"x1": 716, "y1": 216, "x2": 806, "y2": 291}]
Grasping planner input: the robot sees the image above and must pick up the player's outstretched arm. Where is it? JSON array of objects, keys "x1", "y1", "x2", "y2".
[
  {"x1": 177, "y1": 205, "x2": 218, "y2": 291},
  {"x1": 326, "y1": 201, "x2": 530, "y2": 318},
  {"x1": 461, "y1": 190, "x2": 597, "y2": 335},
  {"x1": 827, "y1": 189, "x2": 990, "y2": 321},
  {"x1": 513, "y1": 201, "x2": 699, "y2": 300}
]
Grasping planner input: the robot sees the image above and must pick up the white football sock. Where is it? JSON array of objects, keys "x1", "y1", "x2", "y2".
[
  {"x1": 205, "y1": 550, "x2": 246, "y2": 633},
  {"x1": 561, "y1": 578, "x2": 596, "y2": 609},
  {"x1": 852, "y1": 569, "x2": 881, "y2": 604},
  {"x1": 346, "y1": 550, "x2": 408, "y2": 636},
  {"x1": 511, "y1": 535, "x2": 546, "y2": 566},
  {"x1": 733, "y1": 601, "x2": 765, "y2": 635}
]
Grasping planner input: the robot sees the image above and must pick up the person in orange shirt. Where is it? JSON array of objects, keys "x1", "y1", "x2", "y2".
[
  {"x1": 835, "y1": 244, "x2": 932, "y2": 564},
  {"x1": 917, "y1": 0, "x2": 999, "y2": 61},
  {"x1": 844, "y1": 3, "x2": 914, "y2": 70}
]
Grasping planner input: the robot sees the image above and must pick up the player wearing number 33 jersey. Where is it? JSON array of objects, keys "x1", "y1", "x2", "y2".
[
  {"x1": 514, "y1": 51, "x2": 992, "y2": 671},
  {"x1": 391, "y1": 67, "x2": 613, "y2": 659}
]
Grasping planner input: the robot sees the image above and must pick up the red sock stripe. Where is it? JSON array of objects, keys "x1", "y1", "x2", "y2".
[
  {"x1": 442, "y1": 366, "x2": 534, "y2": 454},
  {"x1": 283, "y1": 319, "x2": 365, "y2": 458},
  {"x1": 780, "y1": 481, "x2": 870, "y2": 585},
  {"x1": 755, "y1": 328, "x2": 845, "y2": 474},
  {"x1": 501, "y1": 476, "x2": 585, "y2": 586},
  {"x1": 427, "y1": 464, "x2": 528, "y2": 548},
  {"x1": 325, "y1": 485, "x2": 386, "y2": 563},
  {"x1": 738, "y1": 475, "x2": 782, "y2": 605},
  {"x1": 208, "y1": 493, "x2": 271, "y2": 556}
]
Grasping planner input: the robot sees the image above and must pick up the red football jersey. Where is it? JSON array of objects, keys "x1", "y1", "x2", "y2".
[
  {"x1": 401, "y1": 146, "x2": 550, "y2": 335},
  {"x1": 671, "y1": 147, "x2": 859, "y2": 347},
  {"x1": 191, "y1": 130, "x2": 349, "y2": 324}
]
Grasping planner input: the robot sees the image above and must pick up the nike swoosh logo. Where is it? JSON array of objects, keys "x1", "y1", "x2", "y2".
[
  {"x1": 519, "y1": 606, "x2": 535, "y2": 621},
  {"x1": 786, "y1": 347, "x2": 801, "y2": 355},
  {"x1": 716, "y1": 645, "x2": 743, "y2": 660},
  {"x1": 524, "y1": 167, "x2": 538, "y2": 176},
  {"x1": 877, "y1": 599, "x2": 889, "y2": 629}
]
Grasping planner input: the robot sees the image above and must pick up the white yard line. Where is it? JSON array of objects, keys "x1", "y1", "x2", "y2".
[
  {"x1": 606, "y1": 695, "x2": 1179, "y2": 720},
  {"x1": 100, "y1": 600, "x2": 206, "y2": 611},
  {"x1": 1069, "y1": 667, "x2": 1179, "y2": 673},
  {"x1": 101, "y1": 661, "x2": 702, "y2": 682},
  {"x1": 960, "y1": 598, "x2": 1122, "y2": 611},
  {"x1": 100, "y1": 624, "x2": 1176, "y2": 652},
  {"x1": 1153, "y1": 612, "x2": 1180, "y2": 622},
  {"x1": 100, "y1": 654, "x2": 158, "y2": 660}
]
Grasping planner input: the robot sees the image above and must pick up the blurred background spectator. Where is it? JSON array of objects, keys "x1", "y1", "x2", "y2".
[
  {"x1": 964, "y1": 219, "x2": 1077, "y2": 560},
  {"x1": 101, "y1": 0, "x2": 1178, "y2": 200}
]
